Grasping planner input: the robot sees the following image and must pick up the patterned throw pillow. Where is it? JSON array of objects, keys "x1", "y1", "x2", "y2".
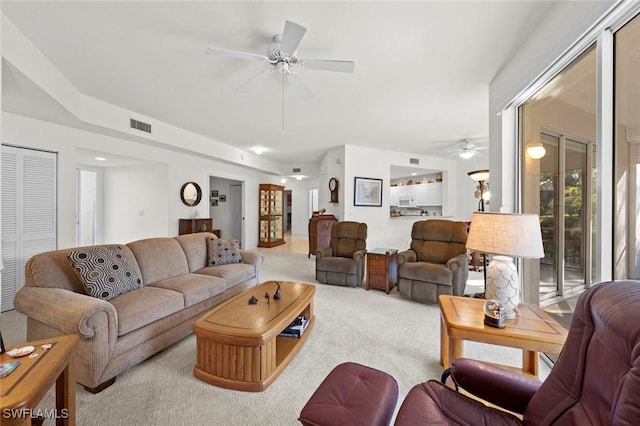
[
  {"x1": 207, "y1": 238, "x2": 243, "y2": 266},
  {"x1": 68, "y1": 246, "x2": 143, "y2": 300}
]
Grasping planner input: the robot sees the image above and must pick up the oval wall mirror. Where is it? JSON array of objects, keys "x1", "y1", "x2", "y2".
[{"x1": 180, "y1": 182, "x2": 202, "y2": 206}]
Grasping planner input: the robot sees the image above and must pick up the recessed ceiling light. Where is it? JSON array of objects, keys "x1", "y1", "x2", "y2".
[
  {"x1": 411, "y1": 173, "x2": 417, "y2": 176},
  {"x1": 94, "y1": 157, "x2": 107, "y2": 161}
]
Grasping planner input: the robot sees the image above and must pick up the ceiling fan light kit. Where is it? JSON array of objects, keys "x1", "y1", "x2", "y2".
[
  {"x1": 443, "y1": 138, "x2": 488, "y2": 159},
  {"x1": 205, "y1": 20, "x2": 355, "y2": 134}
]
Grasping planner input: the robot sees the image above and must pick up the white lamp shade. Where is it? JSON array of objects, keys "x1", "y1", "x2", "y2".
[
  {"x1": 527, "y1": 143, "x2": 546, "y2": 159},
  {"x1": 467, "y1": 169, "x2": 489, "y2": 182},
  {"x1": 466, "y1": 212, "x2": 544, "y2": 258}
]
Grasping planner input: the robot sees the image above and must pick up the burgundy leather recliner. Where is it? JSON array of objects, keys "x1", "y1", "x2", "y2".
[{"x1": 395, "y1": 280, "x2": 640, "y2": 425}]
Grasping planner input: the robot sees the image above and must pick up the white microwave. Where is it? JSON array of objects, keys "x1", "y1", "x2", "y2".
[{"x1": 399, "y1": 196, "x2": 416, "y2": 208}]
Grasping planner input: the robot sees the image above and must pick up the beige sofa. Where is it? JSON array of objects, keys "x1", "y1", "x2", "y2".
[{"x1": 14, "y1": 232, "x2": 263, "y2": 393}]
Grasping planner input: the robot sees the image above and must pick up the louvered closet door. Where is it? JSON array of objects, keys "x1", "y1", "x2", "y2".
[{"x1": 1, "y1": 146, "x2": 57, "y2": 312}]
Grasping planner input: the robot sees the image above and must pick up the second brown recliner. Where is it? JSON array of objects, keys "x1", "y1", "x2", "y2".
[
  {"x1": 397, "y1": 220, "x2": 468, "y2": 304},
  {"x1": 315, "y1": 221, "x2": 367, "y2": 287}
]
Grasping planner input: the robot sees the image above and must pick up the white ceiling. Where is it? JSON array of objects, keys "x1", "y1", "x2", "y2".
[{"x1": 1, "y1": 1, "x2": 558, "y2": 167}]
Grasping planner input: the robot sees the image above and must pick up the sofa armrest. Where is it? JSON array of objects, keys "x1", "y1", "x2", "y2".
[
  {"x1": 397, "y1": 249, "x2": 417, "y2": 266},
  {"x1": 449, "y1": 358, "x2": 541, "y2": 414},
  {"x1": 447, "y1": 253, "x2": 470, "y2": 296},
  {"x1": 14, "y1": 286, "x2": 118, "y2": 346},
  {"x1": 354, "y1": 249, "x2": 367, "y2": 286},
  {"x1": 240, "y1": 250, "x2": 264, "y2": 283},
  {"x1": 316, "y1": 247, "x2": 333, "y2": 258},
  {"x1": 240, "y1": 250, "x2": 263, "y2": 267}
]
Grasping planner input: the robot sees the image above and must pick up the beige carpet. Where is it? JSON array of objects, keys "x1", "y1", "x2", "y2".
[{"x1": 0, "y1": 251, "x2": 549, "y2": 425}]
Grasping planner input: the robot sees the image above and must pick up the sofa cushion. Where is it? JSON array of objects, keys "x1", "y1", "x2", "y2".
[
  {"x1": 195, "y1": 264, "x2": 256, "y2": 289},
  {"x1": 175, "y1": 232, "x2": 216, "y2": 272},
  {"x1": 147, "y1": 274, "x2": 226, "y2": 307},
  {"x1": 68, "y1": 246, "x2": 143, "y2": 300},
  {"x1": 399, "y1": 262, "x2": 453, "y2": 286},
  {"x1": 316, "y1": 256, "x2": 358, "y2": 274},
  {"x1": 127, "y1": 238, "x2": 190, "y2": 284},
  {"x1": 109, "y1": 286, "x2": 184, "y2": 336},
  {"x1": 207, "y1": 238, "x2": 243, "y2": 266}
]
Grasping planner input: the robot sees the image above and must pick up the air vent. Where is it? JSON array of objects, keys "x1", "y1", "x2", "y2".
[
  {"x1": 292, "y1": 167, "x2": 302, "y2": 173},
  {"x1": 130, "y1": 118, "x2": 152, "y2": 133},
  {"x1": 409, "y1": 158, "x2": 419, "y2": 165}
]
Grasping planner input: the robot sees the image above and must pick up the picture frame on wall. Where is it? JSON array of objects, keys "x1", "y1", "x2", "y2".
[
  {"x1": 354, "y1": 176, "x2": 383, "y2": 207},
  {"x1": 219, "y1": 195, "x2": 226, "y2": 202}
]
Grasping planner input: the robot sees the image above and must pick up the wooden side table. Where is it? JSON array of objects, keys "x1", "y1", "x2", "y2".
[
  {"x1": 1, "y1": 335, "x2": 78, "y2": 426},
  {"x1": 438, "y1": 295, "x2": 567, "y2": 378},
  {"x1": 365, "y1": 248, "x2": 398, "y2": 294}
]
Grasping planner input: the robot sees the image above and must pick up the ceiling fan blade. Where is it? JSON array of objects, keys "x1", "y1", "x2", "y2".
[
  {"x1": 286, "y1": 73, "x2": 314, "y2": 99},
  {"x1": 236, "y1": 69, "x2": 275, "y2": 93},
  {"x1": 300, "y1": 59, "x2": 355, "y2": 73},
  {"x1": 280, "y1": 21, "x2": 307, "y2": 56},
  {"x1": 205, "y1": 47, "x2": 270, "y2": 63}
]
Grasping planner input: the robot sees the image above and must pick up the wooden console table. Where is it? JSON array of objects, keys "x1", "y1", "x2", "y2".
[
  {"x1": 439, "y1": 295, "x2": 567, "y2": 378},
  {"x1": 0, "y1": 335, "x2": 78, "y2": 426},
  {"x1": 178, "y1": 218, "x2": 221, "y2": 237}
]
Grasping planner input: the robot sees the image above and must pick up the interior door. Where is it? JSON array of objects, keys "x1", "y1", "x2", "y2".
[
  {"x1": 77, "y1": 168, "x2": 97, "y2": 246},
  {"x1": 1, "y1": 145, "x2": 57, "y2": 311}
]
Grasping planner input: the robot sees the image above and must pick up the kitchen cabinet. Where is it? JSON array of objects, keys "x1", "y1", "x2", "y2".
[
  {"x1": 390, "y1": 186, "x2": 400, "y2": 206},
  {"x1": 415, "y1": 183, "x2": 442, "y2": 206}
]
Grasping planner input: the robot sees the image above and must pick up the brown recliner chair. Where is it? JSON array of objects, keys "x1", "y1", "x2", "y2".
[
  {"x1": 395, "y1": 280, "x2": 640, "y2": 425},
  {"x1": 397, "y1": 220, "x2": 468, "y2": 304},
  {"x1": 315, "y1": 221, "x2": 367, "y2": 287}
]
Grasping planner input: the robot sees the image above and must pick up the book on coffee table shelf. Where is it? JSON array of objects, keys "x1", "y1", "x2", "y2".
[{"x1": 279, "y1": 316, "x2": 310, "y2": 338}]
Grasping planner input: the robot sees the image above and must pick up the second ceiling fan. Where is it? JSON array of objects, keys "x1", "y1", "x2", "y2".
[{"x1": 206, "y1": 20, "x2": 355, "y2": 99}]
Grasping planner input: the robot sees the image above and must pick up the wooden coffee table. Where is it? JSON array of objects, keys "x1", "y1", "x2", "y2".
[
  {"x1": 439, "y1": 295, "x2": 567, "y2": 378},
  {"x1": 193, "y1": 281, "x2": 315, "y2": 392}
]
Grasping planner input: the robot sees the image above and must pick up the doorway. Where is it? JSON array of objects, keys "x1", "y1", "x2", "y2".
[
  {"x1": 209, "y1": 176, "x2": 243, "y2": 246},
  {"x1": 77, "y1": 168, "x2": 97, "y2": 246},
  {"x1": 537, "y1": 132, "x2": 595, "y2": 301}
]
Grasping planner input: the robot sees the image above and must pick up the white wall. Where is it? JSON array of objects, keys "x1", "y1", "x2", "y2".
[
  {"x1": 1, "y1": 112, "x2": 278, "y2": 249},
  {"x1": 317, "y1": 144, "x2": 461, "y2": 250},
  {"x1": 104, "y1": 164, "x2": 169, "y2": 243}
]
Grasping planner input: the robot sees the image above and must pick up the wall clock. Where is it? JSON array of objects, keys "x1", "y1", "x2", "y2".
[{"x1": 329, "y1": 178, "x2": 339, "y2": 203}]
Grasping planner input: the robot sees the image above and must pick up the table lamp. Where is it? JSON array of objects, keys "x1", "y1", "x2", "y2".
[{"x1": 466, "y1": 212, "x2": 544, "y2": 319}]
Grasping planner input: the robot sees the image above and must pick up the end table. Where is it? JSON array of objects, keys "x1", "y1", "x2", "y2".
[
  {"x1": 1, "y1": 335, "x2": 78, "y2": 425},
  {"x1": 365, "y1": 248, "x2": 398, "y2": 294}
]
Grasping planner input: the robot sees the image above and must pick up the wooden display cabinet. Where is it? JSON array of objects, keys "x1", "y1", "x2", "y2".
[
  {"x1": 308, "y1": 213, "x2": 337, "y2": 257},
  {"x1": 258, "y1": 184, "x2": 285, "y2": 247}
]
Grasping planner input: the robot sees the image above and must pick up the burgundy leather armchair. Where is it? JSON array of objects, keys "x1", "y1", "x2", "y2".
[{"x1": 395, "y1": 280, "x2": 640, "y2": 425}]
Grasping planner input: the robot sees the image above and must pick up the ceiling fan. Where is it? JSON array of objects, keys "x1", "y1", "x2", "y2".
[
  {"x1": 205, "y1": 21, "x2": 355, "y2": 99},
  {"x1": 444, "y1": 139, "x2": 488, "y2": 159}
]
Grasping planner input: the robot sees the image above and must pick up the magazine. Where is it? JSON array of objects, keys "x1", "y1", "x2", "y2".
[{"x1": 278, "y1": 316, "x2": 309, "y2": 338}]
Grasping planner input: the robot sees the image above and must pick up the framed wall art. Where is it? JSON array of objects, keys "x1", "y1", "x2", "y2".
[{"x1": 354, "y1": 177, "x2": 383, "y2": 207}]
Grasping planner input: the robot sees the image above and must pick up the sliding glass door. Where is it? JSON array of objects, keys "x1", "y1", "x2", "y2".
[
  {"x1": 519, "y1": 46, "x2": 597, "y2": 303},
  {"x1": 614, "y1": 13, "x2": 640, "y2": 279}
]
